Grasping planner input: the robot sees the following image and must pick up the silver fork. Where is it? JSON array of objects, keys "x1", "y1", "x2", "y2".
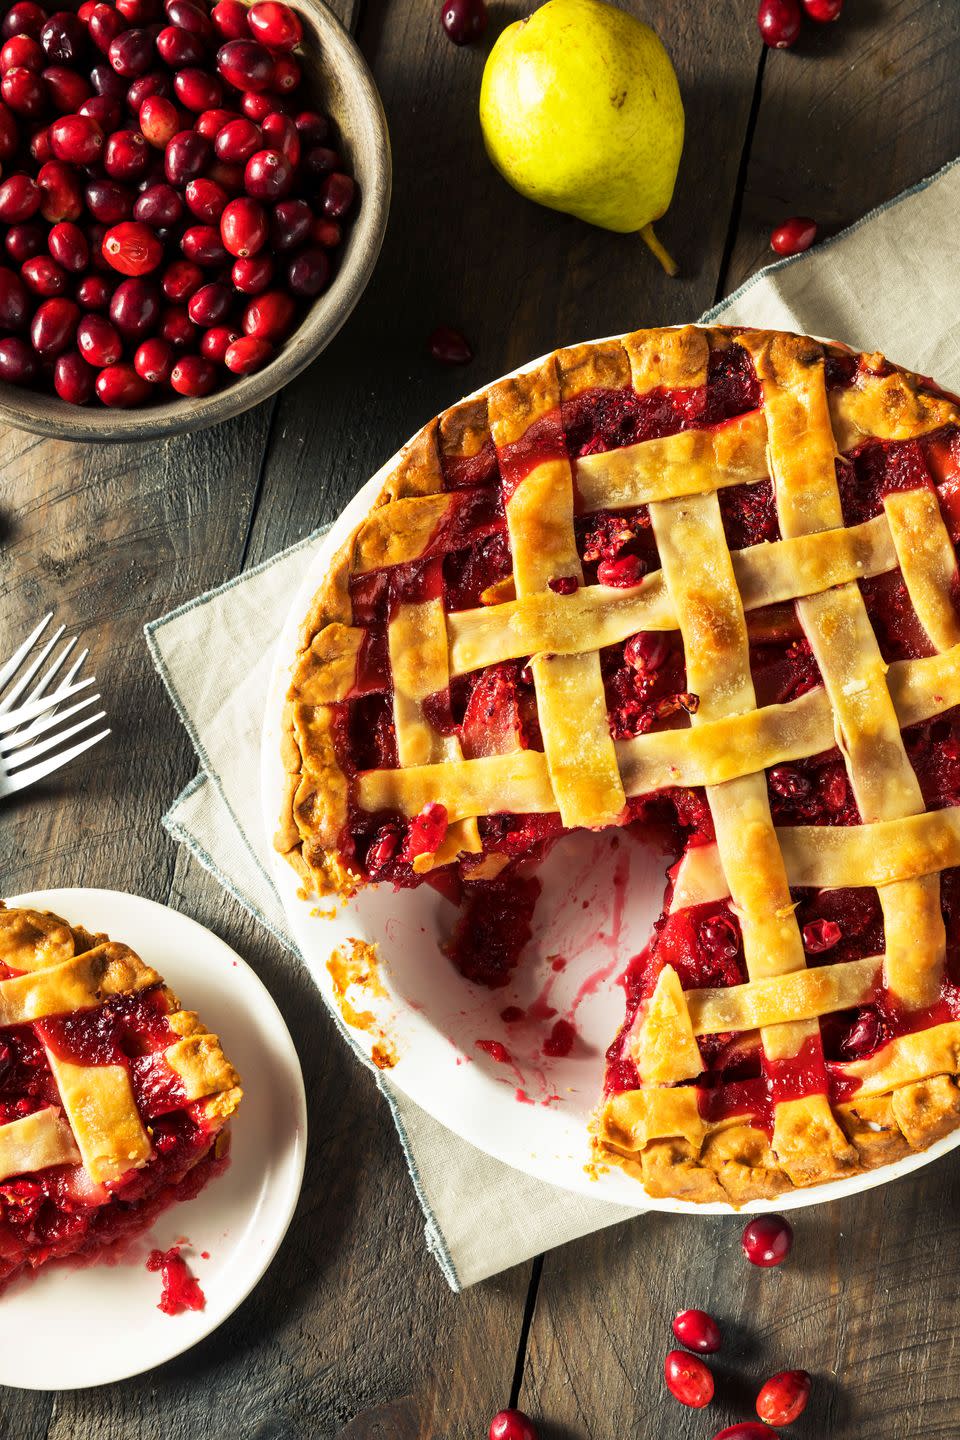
[{"x1": 0, "y1": 614, "x2": 110, "y2": 798}]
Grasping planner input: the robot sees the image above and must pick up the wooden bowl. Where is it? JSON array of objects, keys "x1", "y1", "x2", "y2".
[{"x1": 0, "y1": 0, "x2": 391, "y2": 443}]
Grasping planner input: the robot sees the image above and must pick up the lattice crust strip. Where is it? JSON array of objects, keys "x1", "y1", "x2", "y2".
[
  {"x1": 275, "y1": 323, "x2": 960, "y2": 1201},
  {"x1": 0, "y1": 906, "x2": 241, "y2": 1187}
]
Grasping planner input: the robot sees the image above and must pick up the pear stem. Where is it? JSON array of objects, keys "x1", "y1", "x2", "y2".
[{"x1": 640, "y1": 223, "x2": 678, "y2": 278}]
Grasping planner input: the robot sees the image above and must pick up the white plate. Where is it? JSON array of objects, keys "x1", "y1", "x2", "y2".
[
  {"x1": 261, "y1": 335, "x2": 960, "y2": 1216},
  {"x1": 1, "y1": 887, "x2": 306, "y2": 1390}
]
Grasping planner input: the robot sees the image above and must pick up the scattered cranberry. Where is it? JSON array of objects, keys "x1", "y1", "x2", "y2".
[
  {"x1": 802, "y1": 918, "x2": 841, "y2": 953},
  {"x1": 664, "y1": 1349, "x2": 714, "y2": 1408},
  {"x1": 770, "y1": 216, "x2": 817, "y2": 256},
  {"x1": 440, "y1": 0, "x2": 488, "y2": 45},
  {"x1": 711, "y1": 1428, "x2": 780, "y2": 1440},
  {"x1": 597, "y1": 553, "x2": 644, "y2": 587},
  {"x1": 803, "y1": 0, "x2": 842, "y2": 16},
  {"x1": 488, "y1": 1410, "x2": 538, "y2": 1440},
  {"x1": 428, "y1": 324, "x2": 472, "y2": 365},
  {"x1": 672, "y1": 1308, "x2": 721, "y2": 1355},
  {"x1": 756, "y1": 1369, "x2": 811, "y2": 1426},
  {"x1": 757, "y1": 0, "x2": 802, "y2": 46},
  {"x1": 742, "y1": 1214, "x2": 793, "y2": 1267}
]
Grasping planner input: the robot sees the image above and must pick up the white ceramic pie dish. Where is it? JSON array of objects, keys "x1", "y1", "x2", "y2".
[
  {"x1": 1, "y1": 888, "x2": 306, "y2": 1388},
  {"x1": 260, "y1": 333, "x2": 960, "y2": 1215}
]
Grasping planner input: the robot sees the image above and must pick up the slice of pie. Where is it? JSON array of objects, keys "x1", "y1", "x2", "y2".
[
  {"x1": 0, "y1": 902, "x2": 241, "y2": 1285},
  {"x1": 277, "y1": 324, "x2": 960, "y2": 1203}
]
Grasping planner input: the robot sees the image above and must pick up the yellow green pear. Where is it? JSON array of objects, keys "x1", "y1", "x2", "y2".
[{"x1": 479, "y1": 0, "x2": 684, "y2": 272}]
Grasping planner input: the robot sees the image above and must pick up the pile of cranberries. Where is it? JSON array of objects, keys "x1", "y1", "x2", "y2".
[
  {"x1": 757, "y1": 0, "x2": 843, "y2": 49},
  {"x1": 0, "y1": 0, "x2": 356, "y2": 406}
]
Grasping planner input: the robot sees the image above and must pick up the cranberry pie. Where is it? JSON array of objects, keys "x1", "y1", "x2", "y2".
[
  {"x1": 277, "y1": 324, "x2": 960, "y2": 1202},
  {"x1": 0, "y1": 903, "x2": 241, "y2": 1284}
]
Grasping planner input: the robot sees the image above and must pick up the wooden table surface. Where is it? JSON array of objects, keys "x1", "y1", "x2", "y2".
[{"x1": 2, "y1": 0, "x2": 960, "y2": 1435}]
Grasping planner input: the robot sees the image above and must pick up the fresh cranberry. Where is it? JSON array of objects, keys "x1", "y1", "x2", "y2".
[
  {"x1": 88, "y1": 4, "x2": 126, "y2": 53},
  {"x1": 220, "y1": 194, "x2": 266, "y2": 255},
  {"x1": 770, "y1": 216, "x2": 817, "y2": 256},
  {"x1": 95, "y1": 360, "x2": 151, "y2": 405},
  {"x1": 30, "y1": 294, "x2": 77, "y2": 354},
  {"x1": 43, "y1": 63, "x2": 91, "y2": 111},
  {"x1": 2, "y1": 3, "x2": 47, "y2": 42},
  {"x1": 802, "y1": 918, "x2": 841, "y2": 953},
  {"x1": 40, "y1": 12, "x2": 85, "y2": 66},
  {"x1": 105, "y1": 127, "x2": 150, "y2": 180},
  {"x1": 164, "y1": 127, "x2": 209, "y2": 183},
  {"x1": 2, "y1": 65, "x2": 46, "y2": 115},
  {"x1": 156, "y1": 24, "x2": 205, "y2": 66},
  {"x1": 711, "y1": 1429, "x2": 780, "y2": 1440},
  {"x1": 0, "y1": 173, "x2": 40, "y2": 222},
  {"x1": 102, "y1": 219, "x2": 163, "y2": 275},
  {"x1": 162, "y1": 256, "x2": 202, "y2": 299},
  {"x1": 199, "y1": 321, "x2": 237, "y2": 361},
  {"x1": 207, "y1": 156, "x2": 243, "y2": 191},
  {"x1": 79, "y1": 92, "x2": 121, "y2": 129},
  {"x1": 186, "y1": 278, "x2": 230, "y2": 325},
  {"x1": 135, "y1": 180, "x2": 184, "y2": 226},
  {"x1": 47, "y1": 220, "x2": 87, "y2": 271},
  {"x1": 287, "y1": 245, "x2": 328, "y2": 297},
  {"x1": 427, "y1": 324, "x2": 471, "y2": 364},
  {"x1": 160, "y1": 302, "x2": 194, "y2": 346},
  {"x1": 182, "y1": 176, "x2": 226, "y2": 223},
  {"x1": 216, "y1": 38, "x2": 274, "y2": 92},
  {"x1": 672, "y1": 1309, "x2": 721, "y2": 1355},
  {"x1": 90, "y1": 59, "x2": 126, "y2": 98},
  {"x1": 241, "y1": 287, "x2": 292, "y2": 340},
  {"x1": 76, "y1": 273, "x2": 112, "y2": 310},
  {"x1": 77, "y1": 312, "x2": 122, "y2": 366},
  {"x1": 174, "y1": 65, "x2": 222, "y2": 111},
  {"x1": 21, "y1": 253, "x2": 66, "y2": 294},
  {"x1": 170, "y1": 351, "x2": 216, "y2": 395},
  {"x1": 29, "y1": 121, "x2": 51, "y2": 161},
  {"x1": 294, "y1": 108, "x2": 328, "y2": 145},
  {"x1": 240, "y1": 87, "x2": 271, "y2": 120},
  {"x1": 312, "y1": 217, "x2": 340, "y2": 247},
  {"x1": 36, "y1": 157, "x2": 81, "y2": 218},
  {"x1": 664, "y1": 1349, "x2": 714, "y2": 1409},
  {"x1": 441, "y1": 0, "x2": 487, "y2": 44},
  {"x1": 85, "y1": 178, "x2": 133, "y2": 222},
  {"x1": 224, "y1": 332, "x2": 270, "y2": 373},
  {"x1": 108, "y1": 28, "x2": 155, "y2": 77},
  {"x1": 165, "y1": 0, "x2": 212, "y2": 35},
  {"x1": 623, "y1": 631, "x2": 669, "y2": 671},
  {"x1": 180, "y1": 221, "x2": 226, "y2": 265},
  {"x1": 756, "y1": 1369, "x2": 811, "y2": 1425},
  {"x1": 1, "y1": 35, "x2": 43, "y2": 72},
  {"x1": 244, "y1": 146, "x2": 291, "y2": 199},
  {"x1": 5, "y1": 220, "x2": 44, "y2": 262},
  {"x1": 488, "y1": 1410, "x2": 538, "y2": 1440},
  {"x1": 109, "y1": 275, "x2": 160, "y2": 337},
  {"x1": 742, "y1": 1214, "x2": 793, "y2": 1267},
  {"x1": 214, "y1": 114, "x2": 261, "y2": 162},
  {"x1": 131, "y1": 336, "x2": 174, "y2": 387},
  {"x1": 49, "y1": 111, "x2": 102, "y2": 163},
  {"x1": 247, "y1": 1, "x2": 302, "y2": 50},
  {"x1": 0, "y1": 266, "x2": 29, "y2": 328},
  {"x1": 54, "y1": 349, "x2": 95, "y2": 403},
  {"x1": 139, "y1": 92, "x2": 178, "y2": 146},
  {"x1": 757, "y1": 0, "x2": 802, "y2": 47},
  {"x1": 803, "y1": 0, "x2": 841, "y2": 16},
  {"x1": 0, "y1": 334, "x2": 38, "y2": 383},
  {"x1": 126, "y1": 69, "x2": 170, "y2": 108},
  {"x1": 117, "y1": 0, "x2": 160, "y2": 19},
  {"x1": 319, "y1": 170, "x2": 353, "y2": 217},
  {"x1": 269, "y1": 196, "x2": 309, "y2": 251},
  {"x1": 0, "y1": 100, "x2": 19, "y2": 158},
  {"x1": 211, "y1": 0, "x2": 248, "y2": 39},
  {"x1": 270, "y1": 54, "x2": 299, "y2": 93},
  {"x1": 597, "y1": 553, "x2": 644, "y2": 587},
  {"x1": 261, "y1": 110, "x2": 299, "y2": 164},
  {"x1": 231, "y1": 250, "x2": 271, "y2": 291},
  {"x1": 194, "y1": 104, "x2": 237, "y2": 139}
]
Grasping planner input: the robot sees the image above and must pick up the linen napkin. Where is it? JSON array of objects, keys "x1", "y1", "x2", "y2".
[{"x1": 147, "y1": 153, "x2": 960, "y2": 1290}]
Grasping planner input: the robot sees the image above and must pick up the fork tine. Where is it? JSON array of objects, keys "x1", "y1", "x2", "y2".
[
  {"x1": 5, "y1": 710, "x2": 107, "y2": 769},
  {"x1": 21, "y1": 636, "x2": 79, "y2": 704},
  {"x1": 2, "y1": 726, "x2": 110, "y2": 792},
  {"x1": 0, "y1": 678, "x2": 96, "y2": 734},
  {"x1": 0, "y1": 614, "x2": 53, "y2": 693},
  {"x1": 1, "y1": 694, "x2": 101, "y2": 754},
  {"x1": 0, "y1": 623, "x2": 65, "y2": 714}
]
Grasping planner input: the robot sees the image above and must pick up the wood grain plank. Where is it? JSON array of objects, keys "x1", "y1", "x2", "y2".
[{"x1": 724, "y1": 0, "x2": 960, "y2": 293}]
